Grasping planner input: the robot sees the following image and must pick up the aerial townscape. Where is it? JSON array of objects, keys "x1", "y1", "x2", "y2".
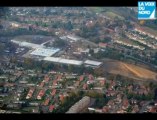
[{"x1": 0, "y1": 7, "x2": 157, "y2": 113}]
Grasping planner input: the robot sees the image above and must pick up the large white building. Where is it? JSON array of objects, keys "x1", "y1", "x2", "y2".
[
  {"x1": 30, "y1": 48, "x2": 60, "y2": 57},
  {"x1": 44, "y1": 57, "x2": 83, "y2": 66},
  {"x1": 84, "y1": 60, "x2": 103, "y2": 68}
]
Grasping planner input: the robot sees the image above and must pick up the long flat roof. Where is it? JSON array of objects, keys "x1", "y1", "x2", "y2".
[
  {"x1": 66, "y1": 35, "x2": 81, "y2": 41},
  {"x1": 59, "y1": 59, "x2": 83, "y2": 65},
  {"x1": 30, "y1": 48, "x2": 60, "y2": 57},
  {"x1": 44, "y1": 57, "x2": 83, "y2": 65},
  {"x1": 11, "y1": 40, "x2": 41, "y2": 48},
  {"x1": 84, "y1": 60, "x2": 102, "y2": 66}
]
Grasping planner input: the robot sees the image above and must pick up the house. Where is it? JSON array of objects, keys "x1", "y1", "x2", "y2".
[
  {"x1": 97, "y1": 77, "x2": 105, "y2": 81},
  {"x1": 107, "y1": 100, "x2": 115, "y2": 108},
  {"x1": 29, "y1": 102, "x2": 39, "y2": 106},
  {"x1": 57, "y1": 75, "x2": 62, "y2": 81},
  {"x1": 37, "y1": 90, "x2": 45, "y2": 100},
  {"x1": 7, "y1": 104, "x2": 21, "y2": 109},
  {"x1": 49, "y1": 105, "x2": 55, "y2": 112},
  {"x1": 49, "y1": 71, "x2": 56, "y2": 74},
  {"x1": 132, "y1": 105, "x2": 139, "y2": 113},
  {"x1": 99, "y1": 42, "x2": 107, "y2": 48},
  {"x1": 26, "y1": 87, "x2": 35, "y2": 99},
  {"x1": 79, "y1": 75, "x2": 84, "y2": 81},
  {"x1": 93, "y1": 87, "x2": 103, "y2": 90},
  {"x1": 83, "y1": 84, "x2": 88, "y2": 90},
  {"x1": 59, "y1": 94, "x2": 65, "y2": 102},
  {"x1": 95, "y1": 109, "x2": 103, "y2": 113},
  {"x1": 75, "y1": 81, "x2": 80, "y2": 87},
  {"x1": 51, "y1": 89, "x2": 56, "y2": 96},
  {"x1": 149, "y1": 106, "x2": 157, "y2": 113},
  {"x1": 122, "y1": 99, "x2": 129, "y2": 110},
  {"x1": 88, "y1": 74, "x2": 94, "y2": 81},
  {"x1": 106, "y1": 90, "x2": 116, "y2": 97}
]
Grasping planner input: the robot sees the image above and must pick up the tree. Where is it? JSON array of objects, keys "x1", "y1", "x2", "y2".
[
  {"x1": 0, "y1": 7, "x2": 10, "y2": 19},
  {"x1": 89, "y1": 49, "x2": 94, "y2": 55},
  {"x1": 94, "y1": 68, "x2": 105, "y2": 76},
  {"x1": 53, "y1": 39, "x2": 67, "y2": 48},
  {"x1": 105, "y1": 83, "x2": 109, "y2": 89},
  {"x1": 127, "y1": 106, "x2": 132, "y2": 113},
  {"x1": 10, "y1": 57, "x2": 17, "y2": 64},
  {"x1": 68, "y1": 65, "x2": 74, "y2": 73},
  {"x1": 24, "y1": 58, "x2": 33, "y2": 68},
  {"x1": 65, "y1": 21, "x2": 73, "y2": 30},
  {"x1": 0, "y1": 44, "x2": 5, "y2": 54}
]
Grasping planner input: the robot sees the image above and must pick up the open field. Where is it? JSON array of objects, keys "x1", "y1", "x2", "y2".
[
  {"x1": 14, "y1": 35, "x2": 52, "y2": 44},
  {"x1": 104, "y1": 11, "x2": 125, "y2": 20},
  {"x1": 102, "y1": 59, "x2": 157, "y2": 81}
]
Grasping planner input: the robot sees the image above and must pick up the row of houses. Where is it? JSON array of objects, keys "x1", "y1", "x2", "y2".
[
  {"x1": 114, "y1": 40, "x2": 145, "y2": 50},
  {"x1": 134, "y1": 27, "x2": 157, "y2": 40}
]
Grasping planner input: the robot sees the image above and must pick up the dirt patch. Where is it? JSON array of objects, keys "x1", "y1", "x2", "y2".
[{"x1": 102, "y1": 59, "x2": 157, "y2": 81}]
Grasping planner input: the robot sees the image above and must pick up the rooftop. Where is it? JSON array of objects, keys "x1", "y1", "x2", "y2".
[
  {"x1": 44, "y1": 57, "x2": 83, "y2": 65},
  {"x1": 84, "y1": 60, "x2": 102, "y2": 66},
  {"x1": 30, "y1": 48, "x2": 60, "y2": 57}
]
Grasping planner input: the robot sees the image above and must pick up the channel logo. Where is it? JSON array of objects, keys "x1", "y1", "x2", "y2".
[{"x1": 138, "y1": 1, "x2": 156, "y2": 20}]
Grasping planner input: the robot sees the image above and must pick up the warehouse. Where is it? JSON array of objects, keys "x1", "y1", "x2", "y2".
[
  {"x1": 66, "y1": 35, "x2": 81, "y2": 42},
  {"x1": 84, "y1": 60, "x2": 102, "y2": 68},
  {"x1": 44, "y1": 57, "x2": 83, "y2": 66},
  {"x1": 30, "y1": 48, "x2": 60, "y2": 57}
]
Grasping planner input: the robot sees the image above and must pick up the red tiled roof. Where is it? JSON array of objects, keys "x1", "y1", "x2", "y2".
[
  {"x1": 27, "y1": 88, "x2": 35, "y2": 98},
  {"x1": 60, "y1": 95, "x2": 64, "y2": 101},
  {"x1": 79, "y1": 75, "x2": 84, "y2": 81},
  {"x1": 149, "y1": 107, "x2": 157, "y2": 113},
  {"x1": 88, "y1": 74, "x2": 94, "y2": 81},
  {"x1": 123, "y1": 99, "x2": 129, "y2": 107},
  {"x1": 38, "y1": 90, "x2": 45, "y2": 98},
  {"x1": 102, "y1": 106, "x2": 109, "y2": 113},
  {"x1": 83, "y1": 84, "x2": 88, "y2": 90},
  {"x1": 99, "y1": 42, "x2": 108, "y2": 47},
  {"x1": 51, "y1": 89, "x2": 56, "y2": 96},
  {"x1": 49, "y1": 105, "x2": 55, "y2": 111}
]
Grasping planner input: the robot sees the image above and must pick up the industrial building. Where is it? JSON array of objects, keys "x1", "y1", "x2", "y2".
[
  {"x1": 30, "y1": 48, "x2": 60, "y2": 57},
  {"x1": 44, "y1": 57, "x2": 83, "y2": 66},
  {"x1": 84, "y1": 60, "x2": 103, "y2": 68},
  {"x1": 66, "y1": 35, "x2": 81, "y2": 42},
  {"x1": 11, "y1": 40, "x2": 41, "y2": 49}
]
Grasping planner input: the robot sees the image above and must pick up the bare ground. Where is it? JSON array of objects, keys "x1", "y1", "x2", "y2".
[{"x1": 102, "y1": 59, "x2": 157, "y2": 81}]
